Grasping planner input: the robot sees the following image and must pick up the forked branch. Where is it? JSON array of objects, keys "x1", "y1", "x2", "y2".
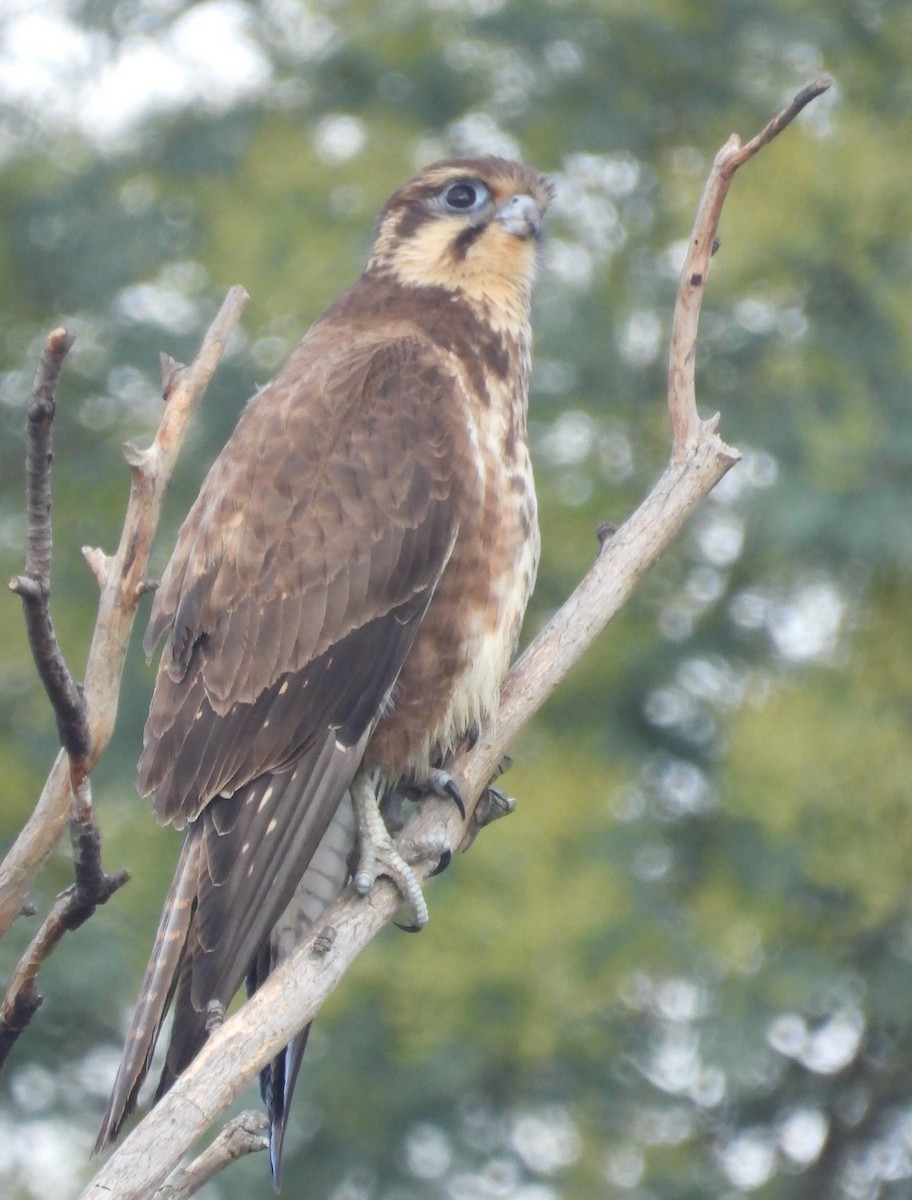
[
  {"x1": 668, "y1": 74, "x2": 832, "y2": 453},
  {"x1": 1, "y1": 329, "x2": 129, "y2": 1063},
  {"x1": 151, "y1": 1112, "x2": 269, "y2": 1200},
  {"x1": 0, "y1": 293, "x2": 249, "y2": 1066},
  {"x1": 0, "y1": 287, "x2": 249, "y2": 943}
]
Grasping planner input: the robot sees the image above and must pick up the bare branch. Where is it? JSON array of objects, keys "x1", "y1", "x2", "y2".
[
  {"x1": 152, "y1": 1113, "x2": 268, "y2": 1200},
  {"x1": 0, "y1": 810, "x2": 129, "y2": 1070},
  {"x1": 0, "y1": 291, "x2": 248, "y2": 1061},
  {"x1": 726, "y1": 74, "x2": 833, "y2": 169},
  {"x1": 79, "y1": 79, "x2": 829, "y2": 1200},
  {"x1": 0, "y1": 287, "x2": 249, "y2": 939},
  {"x1": 82, "y1": 546, "x2": 113, "y2": 589},
  {"x1": 0, "y1": 328, "x2": 132, "y2": 1059},
  {"x1": 667, "y1": 74, "x2": 833, "y2": 456},
  {"x1": 0, "y1": 989, "x2": 41, "y2": 1069},
  {"x1": 8, "y1": 327, "x2": 89, "y2": 765}
]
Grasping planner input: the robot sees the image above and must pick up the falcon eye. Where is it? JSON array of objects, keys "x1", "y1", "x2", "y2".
[{"x1": 441, "y1": 180, "x2": 489, "y2": 213}]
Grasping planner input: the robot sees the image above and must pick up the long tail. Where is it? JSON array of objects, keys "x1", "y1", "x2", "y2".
[
  {"x1": 97, "y1": 733, "x2": 364, "y2": 1159},
  {"x1": 247, "y1": 795, "x2": 356, "y2": 1187},
  {"x1": 94, "y1": 829, "x2": 202, "y2": 1152}
]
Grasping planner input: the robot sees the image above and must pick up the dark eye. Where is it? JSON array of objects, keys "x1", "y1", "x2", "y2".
[{"x1": 442, "y1": 180, "x2": 489, "y2": 212}]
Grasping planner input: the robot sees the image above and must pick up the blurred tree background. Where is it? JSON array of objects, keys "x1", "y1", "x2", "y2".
[{"x1": 0, "y1": 1, "x2": 910, "y2": 1197}]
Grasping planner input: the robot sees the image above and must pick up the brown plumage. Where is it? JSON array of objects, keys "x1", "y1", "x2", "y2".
[{"x1": 96, "y1": 156, "x2": 553, "y2": 1179}]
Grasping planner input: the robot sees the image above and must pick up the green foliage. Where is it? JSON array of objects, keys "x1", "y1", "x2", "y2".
[{"x1": 725, "y1": 585, "x2": 912, "y2": 928}]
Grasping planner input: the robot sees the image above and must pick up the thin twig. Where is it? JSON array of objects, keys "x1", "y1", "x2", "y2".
[
  {"x1": 1, "y1": 328, "x2": 130, "y2": 1062},
  {"x1": 0, "y1": 287, "x2": 249, "y2": 939},
  {"x1": 0, "y1": 990, "x2": 41, "y2": 1069},
  {"x1": 0, "y1": 786, "x2": 129, "y2": 1063},
  {"x1": 667, "y1": 73, "x2": 833, "y2": 456},
  {"x1": 727, "y1": 74, "x2": 833, "y2": 169},
  {"x1": 8, "y1": 327, "x2": 90, "y2": 765},
  {"x1": 0, "y1": 292, "x2": 248, "y2": 1062},
  {"x1": 152, "y1": 1112, "x2": 269, "y2": 1200},
  {"x1": 0, "y1": 827, "x2": 129, "y2": 1070}
]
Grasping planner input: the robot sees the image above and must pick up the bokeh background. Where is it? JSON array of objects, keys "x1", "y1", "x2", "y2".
[{"x1": 0, "y1": 1, "x2": 910, "y2": 1197}]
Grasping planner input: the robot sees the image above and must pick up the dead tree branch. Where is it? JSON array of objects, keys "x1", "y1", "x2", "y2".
[
  {"x1": 9, "y1": 327, "x2": 89, "y2": 763},
  {"x1": 0, "y1": 287, "x2": 249, "y2": 942},
  {"x1": 0, "y1": 819, "x2": 130, "y2": 1070},
  {"x1": 1, "y1": 329, "x2": 131, "y2": 1063},
  {"x1": 151, "y1": 1112, "x2": 268, "y2": 1200},
  {"x1": 668, "y1": 73, "x2": 832, "y2": 453},
  {"x1": 0, "y1": 292, "x2": 249, "y2": 1065},
  {"x1": 79, "y1": 79, "x2": 832, "y2": 1200}
]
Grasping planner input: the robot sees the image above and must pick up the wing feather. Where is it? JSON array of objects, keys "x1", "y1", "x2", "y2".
[
  {"x1": 140, "y1": 331, "x2": 464, "y2": 825},
  {"x1": 94, "y1": 830, "x2": 203, "y2": 1149}
]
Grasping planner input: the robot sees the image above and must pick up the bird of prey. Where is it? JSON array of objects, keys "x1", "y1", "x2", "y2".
[{"x1": 96, "y1": 155, "x2": 553, "y2": 1179}]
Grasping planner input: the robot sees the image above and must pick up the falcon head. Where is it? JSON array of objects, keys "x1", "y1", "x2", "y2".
[{"x1": 367, "y1": 156, "x2": 554, "y2": 320}]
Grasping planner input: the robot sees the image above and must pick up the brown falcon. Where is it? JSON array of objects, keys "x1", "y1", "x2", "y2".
[{"x1": 96, "y1": 156, "x2": 553, "y2": 1178}]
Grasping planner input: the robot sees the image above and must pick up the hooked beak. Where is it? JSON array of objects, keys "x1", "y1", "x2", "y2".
[{"x1": 496, "y1": 193, "x2": 544, "y2": 240}]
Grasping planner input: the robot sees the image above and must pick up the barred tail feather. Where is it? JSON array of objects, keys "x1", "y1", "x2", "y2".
[{"x1": 248, "y1": 795, "x2": 356, "y2": 1187}]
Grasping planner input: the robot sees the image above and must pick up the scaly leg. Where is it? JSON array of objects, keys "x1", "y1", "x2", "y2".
[{"x1": 351, "y1": 771, "x2": 432, "y2": 929}]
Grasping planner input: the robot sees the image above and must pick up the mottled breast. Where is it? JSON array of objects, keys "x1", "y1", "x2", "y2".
[{"x1": 365, "y1": 311, "x2": 538, "y2": 780}]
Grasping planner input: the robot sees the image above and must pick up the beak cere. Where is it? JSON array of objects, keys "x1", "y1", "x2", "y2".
[{"x1": 496, "y1": 193, "x2": 544, "y2": 239}]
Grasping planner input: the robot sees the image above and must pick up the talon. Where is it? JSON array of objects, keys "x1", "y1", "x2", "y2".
[
  {"x1": 429, "y1": 848, "x2": 452, "y2": 877},
  {"x1": 443, "y1": 779, "x2": 465, "y2": 819},
  {"x1": 427, "y1": 768, "x2": 466, "y2": 819}
]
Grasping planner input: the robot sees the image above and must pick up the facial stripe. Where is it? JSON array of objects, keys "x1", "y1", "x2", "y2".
[
  {"x1": 450, "y1": 221, "x2": 488, "y2": 262},
  {"x1": 394, "y1": 203, "x2": 433, "y2": 242}
]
